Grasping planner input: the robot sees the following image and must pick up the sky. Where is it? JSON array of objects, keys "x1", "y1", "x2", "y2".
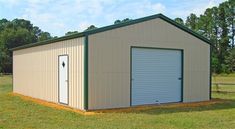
[{"x1": 0, "y1": 0, "x2": 226, "y2": 36}]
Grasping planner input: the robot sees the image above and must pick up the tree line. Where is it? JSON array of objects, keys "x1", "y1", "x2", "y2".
[
  {"x1": 0, "y1": 0, "x2": 234, "y2": 73},
  {"x1": 174, "y1": 0, "x2": 235, "y2": 73},
  {"x1": 0, "y1": 19, "x2": 54, "y2": 73},
  {"x1": 0, "y1": 18, "x2": 102, "y2": 73}
]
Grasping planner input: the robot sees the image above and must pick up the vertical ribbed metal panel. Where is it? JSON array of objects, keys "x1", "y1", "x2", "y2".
[
  {"x1": 13, "y1": 37, "x2": 84, "y2": 110},
  {"x1": 88, "y1": 18, "x2": 210, "y2": 110}
]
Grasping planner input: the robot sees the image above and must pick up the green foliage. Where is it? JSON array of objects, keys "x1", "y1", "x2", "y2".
[
  {"x1": 225, "y1": 48, "x2": 235, "y2": 72},
  {"x1": 114, "y1": 19, "x2": 121, "y2": 24},
  {"x1": 186, "y1": 13, "x2": 199, "y2": 31},
  {"x1": 227, "y1": 0, "x2": 235, "y2": 48},
  {"x1": 38, "y1": 32, "x2": 53, "y2": 41},
  {"x1": 122, "y1": 18, "x2": 132, "y2": 22},
  {"x1": 85, "y1": 25, "x2": 97, "y2": 31},
  {"x1": 65, "y1": 31, "x2": 79, "y2": 36},
  {"x1": 183, "y1": 0, "x2": 235, "y2": 73},
  {"x1": 174, "y1": 18, "x2": 184, "y2": 25},
  {"x1": 0, "y1": 19, "x2": 52, "y2": 73},
  {"x1": 114, "y1": 18, "x2": 132, "y2": 24},
  {"x1": 212, "y1": 56, "x2": 219, "y2": 73}
]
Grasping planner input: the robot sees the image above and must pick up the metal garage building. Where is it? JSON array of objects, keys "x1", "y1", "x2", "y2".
[{"x1": 11, "y1": 14, "x2": 211, "y2": 111}]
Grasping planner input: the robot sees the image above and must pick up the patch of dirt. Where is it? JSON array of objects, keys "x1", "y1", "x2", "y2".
[
  {"x1": 9, "y1": 93, "x2": 228, "y2": 114},
  {"x1": 9, "y1": 93, "x2": 99, "y2": 115}
]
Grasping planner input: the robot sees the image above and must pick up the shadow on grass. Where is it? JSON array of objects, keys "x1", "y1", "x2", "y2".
[
  {"x1": 140, "y1": 100, "x2": 235, "y2": 115},
  {"x1": 93, "y1": 98, "x2": 235, "y2": 115},
  {"x1": 212, "y1": 91, "x2": 235, "y2": 93}
]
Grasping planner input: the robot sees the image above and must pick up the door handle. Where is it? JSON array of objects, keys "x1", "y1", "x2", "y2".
[{"x1": 178, "y1": 78, "x2": 182, "y2": 80}]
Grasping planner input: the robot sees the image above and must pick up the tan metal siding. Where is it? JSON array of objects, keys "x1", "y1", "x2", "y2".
[
  {"x1": 88, "y1": 18, "x2": 210, "y2": 110},
  {"x1": 13, "y1": 37, "x2": 84, "y2": 110}
]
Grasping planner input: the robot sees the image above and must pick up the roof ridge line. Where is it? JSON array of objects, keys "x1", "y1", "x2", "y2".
[{"x1": 11, "y1": 13, "x2": 211, "y2": 51}]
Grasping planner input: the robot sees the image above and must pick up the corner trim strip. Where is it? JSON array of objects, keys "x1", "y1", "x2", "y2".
[{"x1": 84, "y1": 35, "x2": 89, "y2": 110}]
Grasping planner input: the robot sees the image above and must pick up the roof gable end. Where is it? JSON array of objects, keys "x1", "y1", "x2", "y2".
[
  {"x1": 11, "y1": 14, "x2": 211, "y2": 51},
  {"x1": 85, "y1": 14, "x2": 212, "y2": 45}
]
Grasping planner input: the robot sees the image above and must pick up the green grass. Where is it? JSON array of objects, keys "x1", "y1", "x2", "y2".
[
  {"x1": 0, "y1": 75, "x2": 235, "y2": 129},
  {"x1": 213, "y1": 73, "x2": 235, "y2": 77},
  {"x1": 212, "y1": 73, "x2": 235, "y2": 83},
  {"x1": 212, "y1": 73, "x2": 235, "y2": 99}
]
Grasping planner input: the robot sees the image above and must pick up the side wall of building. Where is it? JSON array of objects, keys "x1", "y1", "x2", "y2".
[
  {"x1": 88, "y1": 18, "x2": 210, "y2": 110},
  {"x1": 13, "y1": 37, "x2": 84, "y2": 110}
]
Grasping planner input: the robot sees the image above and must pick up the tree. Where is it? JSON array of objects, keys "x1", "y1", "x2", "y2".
[
  {"x1": 211, "y1": 7, "x2": 219, "y2": 49},
  {"x1": 122, "y1": 18, "x2": 132, "y2": 22},
  {"x1": 114, "y1": 18, "x2": 132, "y2": 24},
  {"x1": 199, "y1": 9, "x2": 214, "y2": 38},
  {"x1": 190, "y1": 1, "x2": 235, "y2": 73},
  {"x1": 174, "y1": 18, "x2": 184, "y2": 25},
  {"x1": 185, "y1": 13, "x2": 199, "y2": 31},
  {"x1": 225, "y1": 48, "x2": 235, "y2": 72},
  {"x1": 209, "y1": 7, "x2": 221, "y2": 72},
  {"x1": 0, "y1": 28, "x2": 37, "y2": 73},
  {"x1": 226, "y1": 0, "x2": 235, "y2": 48},
  {"x1": 114, "y1": 20, "x2": 121, "y2": 24},
  {"x1": 65, "y1": 31, "x2": 79, "y2": 36},
  {"x1": 217, "y1": 2, "x2": 230, "y2": 73},
  {"x1": 0, "y1": 19, "x2": 9, "y2": 31},
  {"x1": 38, "y1": 32, "x2": 52, "y2": 41},
  {"x1": 33, "y1": 26, "x2": 42, "y2": 37},
  {"x1": 85, "y1": 25, "x2": 97, "y2": 31},
  {"x1": 11, "y1": 19, "x2": 33, "y2": 31},
  {"x1": 0, "y1": 18, "x2": 52, "y2": 73}
]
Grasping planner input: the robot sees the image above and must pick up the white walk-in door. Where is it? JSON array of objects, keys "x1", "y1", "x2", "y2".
[
  {"x1": 131, "y1": 48, "x2": 182, "y2": 106},
  {"x1": 59, "y1": 55, "x2": 68, "y2": 104}
]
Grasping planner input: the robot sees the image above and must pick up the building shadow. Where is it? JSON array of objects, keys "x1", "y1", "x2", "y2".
[{"x1": 93, "y1": 99, "x2": 235, "y2": 115}]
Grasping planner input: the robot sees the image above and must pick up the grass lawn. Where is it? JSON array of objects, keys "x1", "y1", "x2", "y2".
[
  {"x1": 212, "y1": 73, "x2": 235, "y2": 84},
  {"x1": 0, "y1": 75, "x2": 235, "y2": 129},
  {"x1": 212, "y1": 73, "x2": 235, "y2": 99}
]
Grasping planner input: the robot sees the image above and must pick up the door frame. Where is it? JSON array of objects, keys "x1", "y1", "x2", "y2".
[
  {"x1": 130, "y1": 46, "x2": 184, "y2": 106},
  {"x1": 58, "y1": 54, "x2": 69, "y2": 105}
]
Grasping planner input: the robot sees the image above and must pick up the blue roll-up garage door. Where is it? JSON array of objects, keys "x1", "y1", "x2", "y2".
[{"x1": 131, "y1": 47, "x2": 182, "y2": 106}]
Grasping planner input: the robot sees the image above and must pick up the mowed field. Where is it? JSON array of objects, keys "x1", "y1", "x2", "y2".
[
  {"x1": 212, "y1": 74, "x2": 235, "y2": 99},
  {"x1": 0, "y1": 75, "x2": 235, "y2": 129}
]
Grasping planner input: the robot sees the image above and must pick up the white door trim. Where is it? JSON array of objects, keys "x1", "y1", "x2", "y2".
[{"x1": 58, "y1": 55, "x2": 69, "y2": 105}]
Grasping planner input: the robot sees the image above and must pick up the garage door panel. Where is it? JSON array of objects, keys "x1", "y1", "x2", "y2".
[{"x1": 132, "y1": 48, "x2": 182, "y2": 106}]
